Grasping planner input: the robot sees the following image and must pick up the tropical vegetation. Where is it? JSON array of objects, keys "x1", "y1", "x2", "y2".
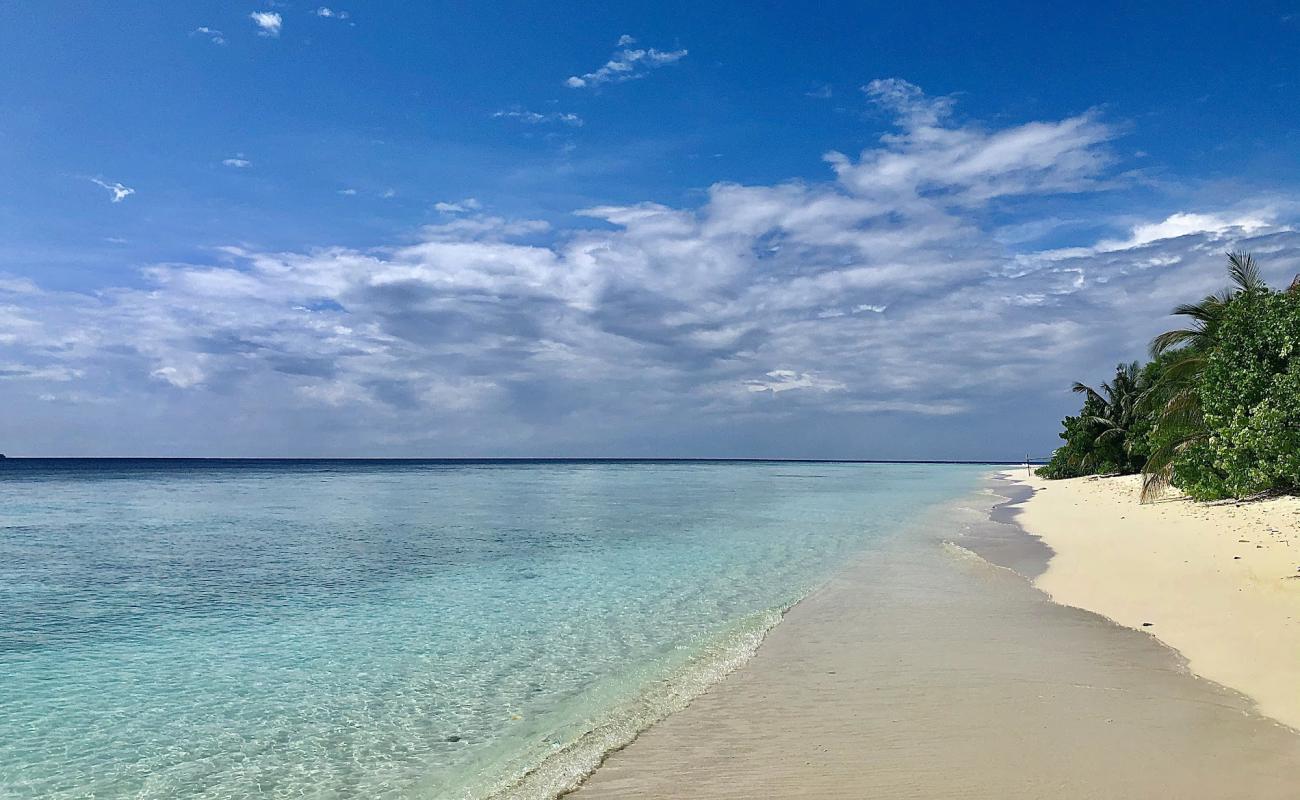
[{"x1": 1038, "y1": 253, "x2": 1300, "y2": 501}]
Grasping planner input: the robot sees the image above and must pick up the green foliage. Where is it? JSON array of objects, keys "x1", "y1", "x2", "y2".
[
  {"x1": 1154, "y1": 430, "x2": 1225, "y2": 501},
  {"x1": 1036, "y1": 400, "x2": 1115, "y2": 479},
  {"x1": 1037, "y1": 362, "x2": 1150, "y2": 479},
  {"x1": 1042, "y1": 252, "x2": 1300, "y2": 501},
  {"x1": 1197, "y1": 289, "x2": 1300, "y2": 497}
]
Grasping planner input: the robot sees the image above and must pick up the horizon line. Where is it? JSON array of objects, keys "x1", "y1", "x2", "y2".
[{"x1": 0, "y1": 456, "x2": 1043, "y2": 465}]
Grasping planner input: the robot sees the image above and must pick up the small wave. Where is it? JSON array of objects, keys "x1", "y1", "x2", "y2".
[
  {"x1": 941, "y1": 539, "x2": 987, "y2": 563},
  {"x1": 481, "y1": 607, "x2": 788, "y2": 800}
]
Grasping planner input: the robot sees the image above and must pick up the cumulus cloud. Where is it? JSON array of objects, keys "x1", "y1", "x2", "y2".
[
  {"x1": 492, "y1": 109, "x2": 584, "y2": 126},
  {"x1": 250, "y1": 11, "x2": 282, "y2": 37},
  {"x1": 566, "y1": 35, "x2": 687, "y2": 88},
  {"x1": 315, "y1": 7, "x2": 350, "y2": 19},
  {"x1": 222, "y1": 155, "x2": 251, "y2": 168},
  {"x1": 9, "y1": 80, "x2": 1299, "y2": 456},
  {"x1": 87, "y1": 177, "x2": 134, "y2": 203}
]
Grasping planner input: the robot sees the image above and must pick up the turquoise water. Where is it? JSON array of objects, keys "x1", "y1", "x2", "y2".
[{"x1": 0, "y1": 460, "x2": 985, "y2": 799}]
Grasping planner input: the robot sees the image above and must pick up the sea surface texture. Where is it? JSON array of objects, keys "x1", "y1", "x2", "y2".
[{"x1": 0, "y1": 459, "x2": 984, "y2": 799}]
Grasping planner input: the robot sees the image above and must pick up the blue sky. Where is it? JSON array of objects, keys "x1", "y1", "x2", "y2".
[{"x1": 2, "y1": 1, "x2": 1300, "y2": 457}]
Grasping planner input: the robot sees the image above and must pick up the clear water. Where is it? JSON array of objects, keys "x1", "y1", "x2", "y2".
[{"x1": 0, "y1": 459, "x2": 986, "y2": 799}]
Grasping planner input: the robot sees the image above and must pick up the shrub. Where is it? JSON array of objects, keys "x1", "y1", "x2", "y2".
[{"x1": 1199, "y1": 289, "x2": 1300, "y2": 496}]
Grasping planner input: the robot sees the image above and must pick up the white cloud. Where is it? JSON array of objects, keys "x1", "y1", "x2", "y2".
[
  {"x1": 826, "y1": 79, "x2": 1114, "y2": 204},
  {"x1": 744, "y1": 370, "x2": 846, "y2": 394},
  {"x1": 88, "y1": 177, "x2": 134, "y2": 203},
  {"x1": 434, "y1": 198, "x2": 482, "y2": 213},
  {"x1": 1025, "y1": 211, "x2": 1278, "y2": 265},
  {"x1": 190, "y1": 26, "x2": 226, "y2": 45},
  {"x1": 1097, "y1": 211, "x2": 1273, "y2": 251},
  {"x1": 0, "y1": 277, "x2": 40, "y2": 294},
  {"x1": 0, "y1": 363, "x2": 82, "y2": 382},
  {"x1": 152, "y1": 364, "x2": 206, "y2": 389},
  {"x1": 566, "y1": 35, "x2": 687, "y2": 89},
  {"x1": 315, "y1": 7, "x2": 350, "y2": 19},
  {"x1": 862, "y1": 78, "x2": 955, "y2": 128},
  {"x1": 492, "y1": 109, "x2": 584, "y2": 127},
  {"x1": 337, "y1": 188, "x2": 357, "y2": 196},
  {"x1": 12, "y1": 80, "x2": 1300, "y2": 456},
  {"x1": 250, "y1": 11, "x2": 282, "y2": 37},
  {"x1": 222, "y1": 155, "x2": 251, "y2": 168}
]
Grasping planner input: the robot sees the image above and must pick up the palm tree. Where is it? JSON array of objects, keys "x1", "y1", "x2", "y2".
[
  {"x1": 1148, "y1": 252, "x2": 1260, "y2": 356},
  {"x1": 1070, "y1": 361, "x2": 1146, "y2": 473},
  {"x1": 1140, "y1": 252, "x2": 1263, "y2": 500}
]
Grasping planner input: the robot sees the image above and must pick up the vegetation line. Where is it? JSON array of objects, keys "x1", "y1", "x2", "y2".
[{"x1": 1039, "y1": 253, "x2": 1300, "y2": 502}]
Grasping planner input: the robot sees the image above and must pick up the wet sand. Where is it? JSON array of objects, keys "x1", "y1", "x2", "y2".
[
  {"x1": 571, "y1": 478, "x2": 1300, "y2": 799},
  {"x1": 1004, "y1": 469, "x2": 1300, "y2": 731}
]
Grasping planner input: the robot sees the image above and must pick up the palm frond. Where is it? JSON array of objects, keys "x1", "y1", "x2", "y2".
[
  {"x1": 1140, "y1": 426, "x2": 1209, "y2": 503},
  {"x1": 1071, "y1": 381, "x2": 1105, "y2": 405},
  {"x1": 1170, "y1": 300, "x2": 1221, "y2": 324},
  {"x1": 1150, "y1": 328, "x2": 1199, "y2": 357},
  {"x1": 1094, "y1": 427, "x2": 1128, "y2": 444},
  {"x1": 1227, "y1": 251, "x2": 1263, "y2": 293}
]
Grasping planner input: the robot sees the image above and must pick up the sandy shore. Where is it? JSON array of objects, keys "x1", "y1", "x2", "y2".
[
  {"x1": 572, "y1": 481, "x2": 1300, "y2": 798},
  {"x1": 1003, "y1": 468, "x2": 1300, "y2": 731}
]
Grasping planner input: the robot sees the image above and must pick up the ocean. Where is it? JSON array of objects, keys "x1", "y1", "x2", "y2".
[{"x1": 0, "y1": 459, "x2": 988, "y2": 799}]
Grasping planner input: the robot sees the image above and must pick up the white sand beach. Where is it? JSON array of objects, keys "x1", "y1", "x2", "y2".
[{"x1": 1003, "y1": 469, "x2": 1300, "y2": 731}]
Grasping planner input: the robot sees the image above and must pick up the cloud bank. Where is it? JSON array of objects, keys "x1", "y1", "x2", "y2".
[{"x1": 8, "y1": 81, "x2": 1298, "y2": 456}]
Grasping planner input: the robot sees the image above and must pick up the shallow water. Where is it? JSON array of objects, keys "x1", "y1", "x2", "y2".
[
  {"x1": 576, "y1": 479, "x2": 1300, "y2": 799},
  {"x1": 0, "y1": 460, "x2": 987, "y2": 799}
]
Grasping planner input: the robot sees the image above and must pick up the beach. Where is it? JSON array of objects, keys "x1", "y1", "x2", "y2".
[
  {"x1": 1002, "y1": 468, "x2": 1300, "y2": 732},
  {"x1": 574, "y1": 473, "x2": 1300, "y2": 798}
]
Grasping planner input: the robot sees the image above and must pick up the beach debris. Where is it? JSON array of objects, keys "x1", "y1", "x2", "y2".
[{"x1": 1142, "y1": 622, "x2": 1154, "y2": 627}]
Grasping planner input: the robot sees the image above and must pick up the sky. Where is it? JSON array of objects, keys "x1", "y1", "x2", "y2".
[{"x1": 2, "y1": 1, "x2": 1300, "y2": 458}]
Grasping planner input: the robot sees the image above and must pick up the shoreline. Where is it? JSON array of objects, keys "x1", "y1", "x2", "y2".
[
  {"x1": 486, "y1": 606, "x2": 790, "y2": 799},
  {"x1": 571, "y1": 473, "x2": 1300, "y2": 798},
  {"x1": 999, "y1": 468, "x2": 1300, "y2": 732},
  {"x1": 489, "y1": 469, "x2": 1000, "y2": 799}
]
